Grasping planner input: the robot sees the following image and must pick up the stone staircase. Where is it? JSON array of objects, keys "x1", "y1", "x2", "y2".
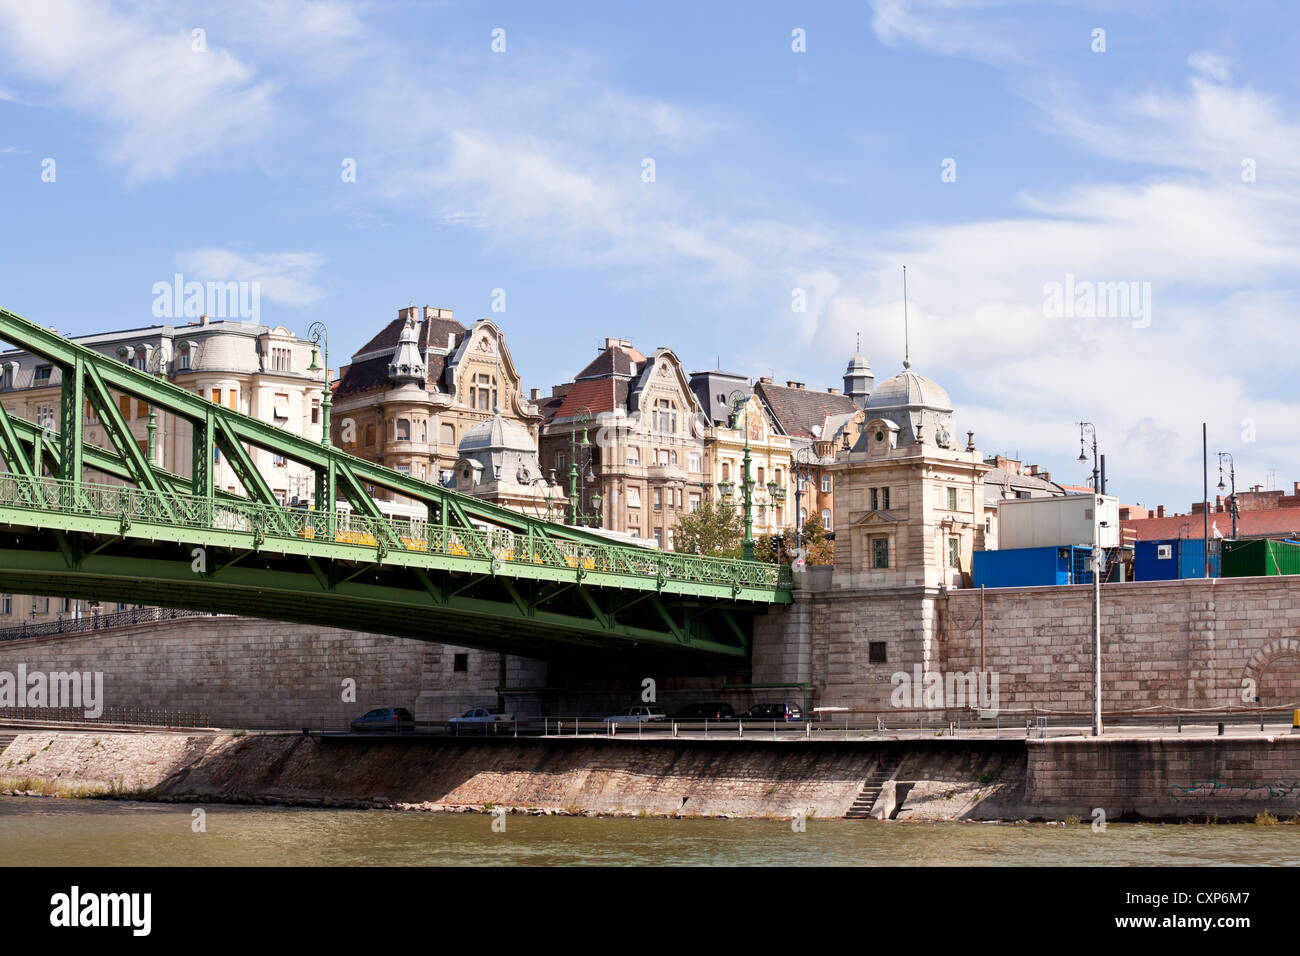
[
  {"x1": 0, "y1": 734, "x2": 15, "y2": 757},
  {"x1": 845, "y1": 753, "x2": 903, "y2": 819}
]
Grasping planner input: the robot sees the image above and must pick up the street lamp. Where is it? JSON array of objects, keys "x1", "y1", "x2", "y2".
[
  {"x1": 566, "y1": 406, "x2": 601, "y2": 527},
  {"x1": 1076, "y1": 421, "x2": 1104, "y2": 494},
  {"x1": 790, "y1": 444, "x2": 818, "y2": 555},
  {"x1": 728, "y1": 389, "x2": 756, "y2": 562},
  {"x1": 1216, "y1": 452, "x2": 1239, "y2": 540},
  {"x1": 307, "y1": 322, "x2": 331, "y2": 448}
]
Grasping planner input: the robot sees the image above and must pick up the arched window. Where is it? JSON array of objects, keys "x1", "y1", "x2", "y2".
[
  {"x1": 821, "y1": 509, "x2": 832, "y2": 531},
  {"x1": 396, "y1": 418, "x2": 411, "y2": 441}
]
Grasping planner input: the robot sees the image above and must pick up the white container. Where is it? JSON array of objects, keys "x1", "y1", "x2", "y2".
[{"x1": 996, "y1": 494, "x2": 1119, "y2": 549}]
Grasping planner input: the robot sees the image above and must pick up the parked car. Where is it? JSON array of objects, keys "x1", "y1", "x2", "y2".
[
  {"x1": 447, "y1": 707, "x2": 513, "y2": 733},
  {"x1": 602, "y1": 705, "x2": 666, "y2": 723},
  {"x1": 738, "y1": 702, "x2": 804, "y2": 722},
  {"x1": 350, "y1": 707, "x2": 416, "y2": 733},
  {"x1": 670, "y1": 702, "x2": 736, "y2": 720}
]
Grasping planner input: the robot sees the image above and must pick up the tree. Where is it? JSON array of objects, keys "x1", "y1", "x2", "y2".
[
  {"x1": 672, "y1": 498, "x2": 743, "y2": 558},
  {"x1": 801, "y1": 513, "x2": 834, "y2": 566}
]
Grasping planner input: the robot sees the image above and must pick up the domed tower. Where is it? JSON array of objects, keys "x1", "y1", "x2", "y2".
[
  {"x1": 844, "y1": 336, "x2": 873, "y2": 407},
  {"x1": 450, "y1": 412, "x2": 562, "y2": 515},
  {"x1": 864, "y1": 366, "x2": 956, "y2": 449},
  {"x1": 388, "y1": 315, "x2": 426, "y2": 384}
]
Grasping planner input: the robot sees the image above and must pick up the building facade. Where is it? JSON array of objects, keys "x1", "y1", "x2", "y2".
[
  {"x1": 331, "y1": 305, "x2": 542, "y2": 493},
  {"x1": 539, "y1": 338, "x2": 709, "y2": 548}
]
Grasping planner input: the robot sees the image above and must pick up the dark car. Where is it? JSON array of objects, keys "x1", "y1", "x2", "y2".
[
  {"x1": 350, "y1": 707, "x2": 416, "y2": 733},
  {"x1": 670, "y1": 702, "x2": 736, "y2": 720},
  {"x1": 739, "y1": 702, "x2": 804, "y2": 722}
]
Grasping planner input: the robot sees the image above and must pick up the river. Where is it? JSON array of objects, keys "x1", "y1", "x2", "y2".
[{"x1": 3, "y1": 796, "x2": 1299, "y2": 865}]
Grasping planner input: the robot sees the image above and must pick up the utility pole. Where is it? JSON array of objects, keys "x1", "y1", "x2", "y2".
[{"x1": 1092, "y1": 546, "x2": 1103, "y2": 736}]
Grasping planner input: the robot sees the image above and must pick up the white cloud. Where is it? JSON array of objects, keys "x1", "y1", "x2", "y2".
[
  {"x1": 174, "y1": 249, "x2": 326, "y2": 308},
  {"x1": 0, "y1": 0, "x2": 274, "y2": 181}
]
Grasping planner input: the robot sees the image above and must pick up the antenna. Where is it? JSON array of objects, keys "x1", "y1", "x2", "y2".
[
  {"x1": 856, "y1": 331, "x2": 860, "y2": 354},
  {"x1": 902, "y1": 265, "x2": 911, "y2": 370}
]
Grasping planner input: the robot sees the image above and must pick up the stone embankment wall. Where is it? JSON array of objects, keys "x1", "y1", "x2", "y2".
[
  {"x1": 755, "y1": 574, "x2": 1300, "y2": 715},
  {"x1": 5, "y1": 732, "x2": 1298, "y2": 821},
  {"x1": 0, "y1": 618, "x2": 450, "y2": 728}
]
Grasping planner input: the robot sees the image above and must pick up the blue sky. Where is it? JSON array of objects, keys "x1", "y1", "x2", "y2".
[{"x1": 0, "y1": 0, "x2": 1297, "y2": 511}]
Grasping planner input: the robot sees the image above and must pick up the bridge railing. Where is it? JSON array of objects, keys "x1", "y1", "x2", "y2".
[{"x1": 0, "y1": 473, "x2": 792, "y2": 596}]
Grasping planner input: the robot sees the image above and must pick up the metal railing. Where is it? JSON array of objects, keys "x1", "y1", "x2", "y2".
[
  {"x1": 0, "y1": 607, "x2": 218, "y2": 643},
  {"x1": 0, "y1": 705, "x2": 211, "y2": 728},
  {"x1": 0, "y1": 473, "x2": 791, "y2": 597}
]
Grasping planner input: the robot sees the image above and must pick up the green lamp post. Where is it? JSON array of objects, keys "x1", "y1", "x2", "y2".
[{"x1": 728, "y1": 389, "x2": 756, "y2": 561}]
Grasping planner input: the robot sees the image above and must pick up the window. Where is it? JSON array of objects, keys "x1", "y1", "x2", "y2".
[
  {"x1": 654, "y1": 398, "x2": 677, "y2": 434},
  {"x1": 118, "y1": 394, "x2": 132, "y2": 418},
  {"x1": 627, "y1": 446, "x2": 640, "y2": 466},
  {"x1": 34, "y1": 365, "x2": 52, "y2": 385},
  {"x1": 872, "y1": 537, "x2": 889, "y2": 569},
  {"x1": 985, "y1": 517, "x2": 992, "y2": 533},
  {"x1": 689, "y1": 494, "x2": 701, "y2": 513},
  {"x1": 210, "y1": 388, "x2": 221, "y2": 405},
  {"x1": 822, "y1": 508, "x2": 832, "y2": 530},
  {"x1": 0, "y1": 366, "x2": 12, "y2": 390},
  {"x1": 133, "y1": 353, "x2": 146, "y2": 371},
  {"x1": 270, "y1": 347, "x2": 291, "y2": 372},
  {"x1": 453, "y1": 653, "x2": 468, "y2": 673},
  {"x1": 870, "y1": 488, "x2": 879, "y2": 511},
  {"x1": 948, "y1": 537, "x2": 961, "y2": 568},
  {"x1": 882, "y1": 487, "x2": 890, "y2": 510},
  {"x1": 556, "y1": 453, "x2": 567, "y2": 471},
  {"x1": 653, "y1": 528, "x2": 663, "y2": 547},
  {"x1": 84, "y1": 401, "x2": 97, "y2": 425},
  {"x1": 721, "y1": 462, "x2": 730, "y2": 480},
  {"x1": 627, "y1": 487, "x2": 641, "y2": 508},
  {"x1": 670, "y1": 450, "x2": 677, "y2": 465},
  {"x1": 757, "y1": 466, "x2": 765, "y2": 484},
  {"x1": 946, "y1": 486, "x2": 958, "y2": 511},
  {"x1": 136, "y1": 399, "x2": 149, "y2": 419},
  {"x1": 666, "y1": 528, "x2": 675, "y2": 550},
  {"x1": 178, "y1": 346, "x2": 191, "y2": 371},
  {"x1": 869, "y1": 641, "x2": 888, "y2": 664},
  {"x1": 653, "y1": 488, "x2": 662, "y2": 510},
  {"x1": 273, "y1": 454, "x2": 286, "y2": 468},
  {"x1": 0, "y1": 594, "x2": 9, "y2": 615},
  {"x1": 36, "y1": 405, "x2": 55, "y2": 430},
  {"x1": 688, "y1": 451, "x2": 701, "y2": 472},
  {"x1": 311, "y1": 400, "x2": 320, "y2": 425},
  {"x1": 470, "y1": 373, "x2": 498, "y2": 412},
  {"x1": 821, "y1": 475, "x2": 832, "y2": 493},
  {"x1": 396, "y1": 418, "x2": 411, "y2": 441}
]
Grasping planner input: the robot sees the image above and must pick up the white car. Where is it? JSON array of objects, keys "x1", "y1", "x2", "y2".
[
  {"x1": 602, "y1": 705, "x2": 666, "y2": 723},
  {"x1": 448, "y1": 707, "x2": 511, "y2": 731}
]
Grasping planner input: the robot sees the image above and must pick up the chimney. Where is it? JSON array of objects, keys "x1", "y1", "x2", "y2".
[
  {"x1": 786, "y1": 381, "x2": 805, "y2": 389},
  {"x1": 529, "y1": 388, "x2": 540, "y2": 401},
  {"x1": 604, "y1": 337, "x2": 631, "y2": 350},
  {"x1": 1157, "y1": 505, "x2": 1166, "y2": 518},
  {"x1": 199, "y1": 314, "x2": 209, "y2": 326},
  {"x1": 826, "y1": 387, "x2": 840, "y2": 395},
  {"x1": 759, "y1": 376, "x2": 773, "y2": 384}
]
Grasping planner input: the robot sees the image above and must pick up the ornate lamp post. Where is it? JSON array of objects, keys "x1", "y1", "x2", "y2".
[
  {"x1": 728, "y1": 389, "x2": 756, "y2": 561},
  {"x1": 566, "y1": 406, "x2": 602, "y2": 527},
  {"x1": 790, "y1": 444, "x2": 817, "y2": 554},
  {"x1": 1076, "y1": 421, "x2": 1103, "y2": 494},
  {"x1": 145, "y1": 347, "x2": 170, "y2": 464},
  {"x1": 308, "y1": 322, "x2": 331, "y2": 448},
  {"x1": 1216, "y1": 452, "x2": 1239, "y2": 540}
]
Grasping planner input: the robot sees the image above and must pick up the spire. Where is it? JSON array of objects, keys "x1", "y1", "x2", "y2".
[{"x1": 902, "y1": 265, "x2": 911, "y2": 370}]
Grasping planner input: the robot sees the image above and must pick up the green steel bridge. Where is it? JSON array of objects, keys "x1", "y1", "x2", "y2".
[{"x1": 0, "y1": 307, "x2": 791, "y2": 660}]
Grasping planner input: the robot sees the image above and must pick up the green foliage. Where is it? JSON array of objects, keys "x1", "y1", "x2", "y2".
[
  {"x1": 756, "y1": 514, "x2": 834, "y2": 566},
  {"x1": 672, "y1": 498, "x2": 743, "y2": 558}
]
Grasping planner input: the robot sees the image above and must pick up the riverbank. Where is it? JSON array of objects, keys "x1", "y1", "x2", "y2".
[{"x1": 3, "y1": 732, "x2": 1300, "y2": 821}]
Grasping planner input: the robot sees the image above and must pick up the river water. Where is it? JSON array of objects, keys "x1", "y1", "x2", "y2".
[{"x1": 3, "y1": 796, "x2": 1299, "y2": 865}]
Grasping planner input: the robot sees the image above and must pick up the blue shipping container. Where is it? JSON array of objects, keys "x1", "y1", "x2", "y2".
[
  {"x1": 973, "y1": 546, "x2": 1094, "y2": 588},
  {"x1": 1134, "y1": 539, "x2": 1220, "y2": 581}
]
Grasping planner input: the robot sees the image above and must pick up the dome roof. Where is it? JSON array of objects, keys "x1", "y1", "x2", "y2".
[
  {"x1": 866, "y1": 367, "x2": 952, "y2": 413},
  {"x1": 845, "y1": 352, "x2": 871, "y2": 374},
  {"x1": 458, "y1": 413, "x2": 535, "y2": 454}
]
